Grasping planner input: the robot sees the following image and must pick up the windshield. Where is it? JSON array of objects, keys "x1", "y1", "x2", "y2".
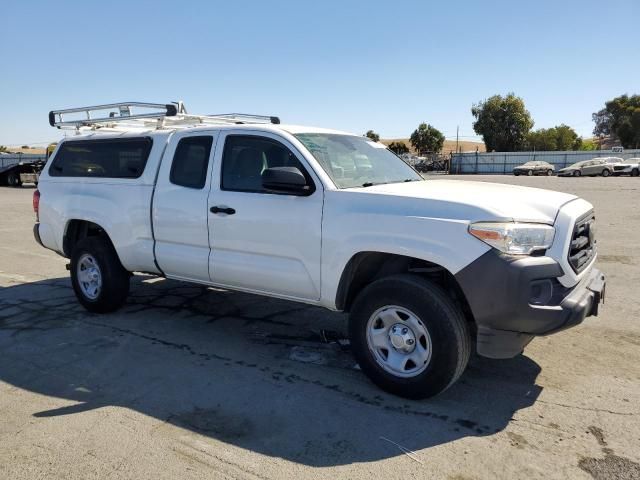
[{"x1": 294, "y1": 133, "x2": 422, "y2": 189}]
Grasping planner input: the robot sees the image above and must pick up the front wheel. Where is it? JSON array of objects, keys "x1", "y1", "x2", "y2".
[
  {"x1": 601, "y1": 169, "x2": 610, "y2": 177},
  {"x1": 349, "y1": 274, "x2": 470, "y2": 399},
  {"x1": 632, "y1": 168, "x2": 639, "y2": 177},
  {"x1": 70, "y1": 236, "x2": 130, "y2": 313},
  {"x1": 573, "y1": 170, "x2": 581, "y2": 177},
  {"x1": 547, "y1": 169, "x2": 553, "y2": 176},
  {"x1": 527, "y1": 170, "x2": 533, "y2": 176}
]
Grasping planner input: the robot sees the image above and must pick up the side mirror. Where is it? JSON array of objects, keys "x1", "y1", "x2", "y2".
[{"x1": 262, "y1": 167, "x2": 313, "y2": 196}]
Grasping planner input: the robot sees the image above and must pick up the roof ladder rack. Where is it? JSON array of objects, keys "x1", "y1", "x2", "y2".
[
  {"x1": 48, "y1": 101, "x2": 281, "y2": 130},
  {"x1": 49, "y1": 102, "x2": 185, "y2": 128}
]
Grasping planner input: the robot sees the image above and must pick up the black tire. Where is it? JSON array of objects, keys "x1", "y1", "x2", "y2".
[
  {"x1": 7, "y1": 172, "x2": 21, "y2": 187},
  {"x1": 573, "y1": 170, "x2": 581, "y2": 177},
  {"x1": 632, "y1": 168, "x2": 639, "y2": 177},
  {"x1": 513, "y1": 171, "x2": 520, "y2": 176},
  {"x1": 527, "y1": 170, "x2": 533, "y2": 176},
  {"x1": 70, "y1": 236, "x2": 130, "y2": 313},
  {"x1": 601, "y1": 169, "x2": 610, "y2": 177},
  {"x1": 547, "y1": 169, "x2": 553, "y2": 176},
  {"x1": 349, "y1": 274, "x2": 470, "y2": 399}
]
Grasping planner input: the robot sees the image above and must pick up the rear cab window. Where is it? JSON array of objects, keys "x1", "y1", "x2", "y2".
[
  {"x1": 49, "y1": 137, "x2": 153, "y2": 178},
  {"x1": 170, "y1": 136, "x2": 213, "y2": 189}
]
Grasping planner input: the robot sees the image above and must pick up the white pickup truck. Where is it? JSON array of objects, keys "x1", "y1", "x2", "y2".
[{"x1": 33, "y1": 102, "x2": 606, "y2": 398}]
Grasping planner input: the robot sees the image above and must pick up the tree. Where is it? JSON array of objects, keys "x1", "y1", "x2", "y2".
[
  {"x1": 409, "y1": 123, "x2": 445, "y2": 154},
  {"x1": 471, "y1": 93, "x2": 534, "y2": 151},
  {"x1": 365, "y1": 130, "x2": 380, "y2": 142},
  {"x1": 388, "y1": 141, "x2": 410, "y2": 155},
  {"x1": 527, "y1": 129, "x2": 557, "y2": 151},
  {"x1": 592, "y1": 108, "x2": 611, "y2": 137},
  {"x1": 526, "y1": 124, "x2": 582, "y2": 151},
  {"x1": 592, "y1": 94, "x2": 640, "y2": 149},
  {"x1": 554, "y1": 124, "x2": 582, "y2": 150},
  {"x1": 0, "y1": 145, "x2": 7, "y2": 153},
  {"x1": 579, "y1": 139, "x2": 598, "y2": 151}
]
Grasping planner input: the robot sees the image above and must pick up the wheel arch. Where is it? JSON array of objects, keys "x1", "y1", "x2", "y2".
[
  {"x1": 63, "y1": 219, "x2": 118, "y2": 258},
  {"x1": 335, "y1": 251, "x2": 475, "y2": 327}
]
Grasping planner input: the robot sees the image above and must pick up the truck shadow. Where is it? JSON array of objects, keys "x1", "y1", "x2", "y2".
[{"x1": 0, "y1": 275, "x2": 542, "y2": 467}]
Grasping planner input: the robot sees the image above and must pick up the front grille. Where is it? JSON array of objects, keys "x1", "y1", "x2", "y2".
[
  {"x1": 568, "y1": 211, "x2": 596, "y2": 273},
  {"x1": 613, "y1": 165, "x2": 626, "y2": 171}
]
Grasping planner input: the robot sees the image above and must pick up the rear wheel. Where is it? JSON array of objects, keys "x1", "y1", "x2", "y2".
[
  {"x1": 70, "y1": 236, "x2": 130, "y2": 313},
  {"x1": 547, "y1": 169, "x2": 553, "y2": 176},
  {"x1": 601, "y1": 169, "x2": 610, "y2": 177},
  {"x1": 349, "y1": 274, "x2": 470, "y2": 399},
  {"x1": 527, "y1": 170, "x2": 533, "y2": 176},
  {"x1": 632, "y1": 168, "x2": 639, "y2": 177}
]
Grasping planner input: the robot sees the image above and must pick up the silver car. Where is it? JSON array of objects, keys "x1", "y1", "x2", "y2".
[
  {"x1": 611, "y1": 158, "x2": 640, "y2": 176},
  {"x1": 557, "y1": 159, "x2": 615, "y2": 177}
]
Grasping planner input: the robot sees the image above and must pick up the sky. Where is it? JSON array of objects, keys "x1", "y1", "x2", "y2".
[{"x1": 1, "y1": 0, "x2": 638, "y2": 146}]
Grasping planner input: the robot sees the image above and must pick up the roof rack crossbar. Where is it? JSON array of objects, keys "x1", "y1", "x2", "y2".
[
  {"x1": 207, "y1": 113, "x2": 281, "y2": 125},
  {"x1": 48, "y1": 102, "x2": 281, "y2": 130}
]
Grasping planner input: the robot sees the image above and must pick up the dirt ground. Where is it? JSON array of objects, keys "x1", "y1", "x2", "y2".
[
  {"x1": 381, "y1": 138, "x2": 486, "y2": 154},
  {"x1": 0, "y1": 175, "x2": 639, "y2": 480}
]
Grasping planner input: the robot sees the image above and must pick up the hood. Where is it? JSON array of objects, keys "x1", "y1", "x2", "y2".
[{"x1": 345, "y1": 179, "x2": 577, "y2": 224}]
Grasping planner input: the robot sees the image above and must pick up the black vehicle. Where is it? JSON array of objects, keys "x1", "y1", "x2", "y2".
[
  {"x1": 513, "y1": 161, "x2": 555, "y2": 176},
  {"x1": 0, "y1": 144, "x2": 54, "y2": 187}
]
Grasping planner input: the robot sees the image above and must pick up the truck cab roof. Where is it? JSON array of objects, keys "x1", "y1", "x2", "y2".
[{"x1": 62, "y1": 123, "x2": 354, "y2": 143}]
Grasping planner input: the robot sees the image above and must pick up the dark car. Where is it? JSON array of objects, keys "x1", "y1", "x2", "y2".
[{"x1": 513, "y1": 161, "x2": 555, "y2": 176}]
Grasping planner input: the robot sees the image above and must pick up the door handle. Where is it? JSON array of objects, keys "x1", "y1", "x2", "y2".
[{"x1": 210, "y1": 206, "x2": 236, "y2": 215}]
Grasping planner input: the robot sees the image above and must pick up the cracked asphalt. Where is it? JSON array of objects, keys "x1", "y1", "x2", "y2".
[{"x1": 1, "y1": 175, "x2": 639, "y2": 479}]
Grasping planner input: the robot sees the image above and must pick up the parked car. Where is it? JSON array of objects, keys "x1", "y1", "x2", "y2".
[
  {"x1": 557, "y1": 158, "x2": 614, "y2": 177},
  {"x1": 34, "y1": 101, "x2": 606, "y2": 399},
  {"x1": 611, "y1": 158, "x2": 640, "y2": 176},
  {"x1": 600, "y1": 156, "x2": 624, "y2": 164},
  {"x1": 513, "y1": 161, "x2": 554, "y2": 176}
]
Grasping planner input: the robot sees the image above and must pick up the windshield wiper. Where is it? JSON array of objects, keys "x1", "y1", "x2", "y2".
[{"x1": 362, "y1": 179, "x2": 421, "y2": 187}]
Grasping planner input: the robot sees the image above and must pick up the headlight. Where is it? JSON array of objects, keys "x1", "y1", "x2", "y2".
[{"x1": 468, "y1": 222, "x2": 555, "y2": 255}]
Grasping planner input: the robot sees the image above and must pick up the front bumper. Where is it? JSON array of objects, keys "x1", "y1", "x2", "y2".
[{"x1": 455, "y1": 250, "x2": 606, "y2": 358}]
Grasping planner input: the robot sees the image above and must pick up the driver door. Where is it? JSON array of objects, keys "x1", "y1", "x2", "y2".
[{"x1": 207, "y1": 131, "x2": 323, "y2": 301}]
